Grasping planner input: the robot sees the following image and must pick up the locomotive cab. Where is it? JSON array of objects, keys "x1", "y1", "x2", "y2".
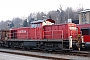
[{"x1": 30, "y1": 19, "x2": 55, "y2": 40}]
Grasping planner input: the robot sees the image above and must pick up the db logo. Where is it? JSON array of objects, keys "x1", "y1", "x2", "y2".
[{"x1": 18, "y1": 30, "x2": 26, "y2": 33}]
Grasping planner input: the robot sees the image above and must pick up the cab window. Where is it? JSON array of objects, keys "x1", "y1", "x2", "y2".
[
  {"x1": 81, "y1": 28, "x2": 90, "y2": 35},
  {"x1": 37, "y1": 24, "x2": 40, "y2": 27},
  {"x1": 31, "y1": 24, "x2": 37, "y2": 28}
]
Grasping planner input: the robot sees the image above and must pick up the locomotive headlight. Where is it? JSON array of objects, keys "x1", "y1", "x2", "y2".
[
  {"x1": 82, "y1": 44, "x2": 84, "y2": 47},
  {"x1": 69, "y1": 27, "x2": 77, "y2": 30},
  {"x1": 82, "y1": 43, "x2": 85, "y2": 48}
]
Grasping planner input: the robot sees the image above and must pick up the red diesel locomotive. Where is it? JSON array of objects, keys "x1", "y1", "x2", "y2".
[{"x1": 0, "y1": 19, "x2": 83, "y2": 51}]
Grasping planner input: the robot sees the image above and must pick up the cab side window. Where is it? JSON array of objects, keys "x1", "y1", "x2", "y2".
[
  {"x1": 31, "y1": 24, "x2": 37, "y2": 28},
  {"x1": 81, "y1": 29, "x2": 90, "y2": 35},
  {"x1": 37, "y1": 24, "x2": 40, "y2": 27}
]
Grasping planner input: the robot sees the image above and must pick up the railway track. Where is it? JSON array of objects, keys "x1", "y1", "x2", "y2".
[
  {"x1": 69, "y1": 51, "x2": 90, "y2": 57},
  {"x1": 29, "y1": 50, "x2": 90, "y2": 57},
  {"x1": 0, "y1": 47, "x2": 90, "y2": 60},
  {"x1": 0, "y1": 48, "x2": 70, "y2": 60},
  {"x1": 21, "y1": 49, "x2": 90, "y2": 57}
]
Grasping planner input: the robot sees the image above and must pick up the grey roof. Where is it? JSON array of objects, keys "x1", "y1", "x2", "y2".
[
  {"x1": 31, "y1": 20, "x2": 44, "y2": 23},
  {"x1": 31, "y1": 19, "x2": 55, "y2": 24}
]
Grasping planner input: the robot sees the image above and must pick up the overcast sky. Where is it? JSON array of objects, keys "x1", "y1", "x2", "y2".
[{"x1": 0, "y1": 0, "x2": 89, "y2": 21}]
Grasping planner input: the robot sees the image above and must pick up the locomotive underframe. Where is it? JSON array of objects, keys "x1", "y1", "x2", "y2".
[{"x1": 1, "y1": 39, "x2": 78, "y2": 51}]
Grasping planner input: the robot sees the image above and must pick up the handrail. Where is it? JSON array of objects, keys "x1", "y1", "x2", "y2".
[
  {"x1": 44, "y1": 30, "x2": 63, "y2": 39},
  {"x1": 8, "y1": 32, "x2": 29, "y2": 39},
  {"x1": 70, "y1": 31, "x2": 82, "y2": 39}
]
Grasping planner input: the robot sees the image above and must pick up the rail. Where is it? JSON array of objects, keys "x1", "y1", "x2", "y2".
[{"x1": 0, "y1": 48, "x2": 70, "y2": 60}]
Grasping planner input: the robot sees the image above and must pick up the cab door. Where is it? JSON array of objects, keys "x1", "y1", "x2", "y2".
[
  {"x1": 30, "y1": 23, "x2": 43, "y2": 40},
  {"x1": 36, "y1": 24, "x2": 42, "y2": 40}
]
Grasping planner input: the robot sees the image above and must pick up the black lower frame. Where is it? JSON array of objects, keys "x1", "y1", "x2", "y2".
[{"x1": 0, "y1": 40, "x2": 72, "y2": 51}]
